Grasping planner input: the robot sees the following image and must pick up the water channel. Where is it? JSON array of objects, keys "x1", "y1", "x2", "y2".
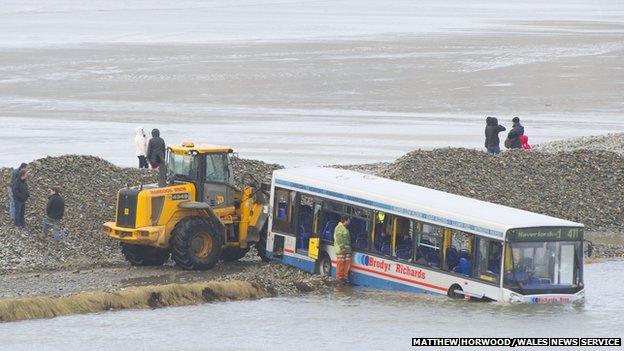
[{"x1": 1, "y1": 261, "x2": 622, "y2": 350}]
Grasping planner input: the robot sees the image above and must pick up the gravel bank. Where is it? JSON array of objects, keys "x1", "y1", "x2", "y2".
[
  {"x1": 537, "y1": 133, "x2": 624, "y2": 156},
  {"x1": 0, "y1": 155, "x2": 281, "y2": 273},
  {"x1": 376, "y1": 148, "x2": 624, "y2": 230},
  {"x1": 0, "y1": 259, "x2": 335, "y2": 300},
  {"x1": 1, "y1": 136, "x2": 623, "y2": 280}
]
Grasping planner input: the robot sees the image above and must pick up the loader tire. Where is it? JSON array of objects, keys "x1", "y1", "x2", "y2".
[
  {"x1": 171, "y1": 217, "x2": 223, "y2": 270},
  {"x1": 220, "y1": 247, "x2": 250, "y2": 262},
  {"x1": 121, "y1": 243, "x2": 170, "y2": 266}
]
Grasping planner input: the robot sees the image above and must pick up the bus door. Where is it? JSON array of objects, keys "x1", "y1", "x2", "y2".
[
  {"x1": 308, "y1": 202, "x2": 322, "y2": 259},
  {"x1": 297, "y1": 194, "x2": 323, "y2": 256}
]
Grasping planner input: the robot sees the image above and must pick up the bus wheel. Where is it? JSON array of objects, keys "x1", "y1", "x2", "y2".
[
  {"x1": 121, "y1": 243, "x2": 170, "y2": 266},
  {"x1": 220, "y1": 247, "x2": 250, "y2": 262},
  {"x1": 447, "y1": 284, "x2": 464, "y2": 299},
  {"x1": 317, "y1": 254, "x2": 332, "y2": 277},
  {"x1": 171, "y1": 217, "x2": 223, "y2": 270}
]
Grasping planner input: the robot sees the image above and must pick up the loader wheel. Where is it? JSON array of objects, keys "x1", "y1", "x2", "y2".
[
  {"x1": 220, "y1": 247, "x2": 250, "y2": 262},
  {"x1": 171, "y1": 217, "x2": 223, "y2": 270},
  {"x1": 121, "y1": 243, "x2": 170, "y2": 266},
  {"x1": 256, "y1": 224, "x2": 270, "y2": 262}
]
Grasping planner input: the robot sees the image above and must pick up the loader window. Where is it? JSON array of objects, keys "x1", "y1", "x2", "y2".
[
  {"x1": 168, "y1": 153, "x2": 197, "y2": 181},
  {"x1": 205, "y1": 153, "x2": 231, "y2": 184}
]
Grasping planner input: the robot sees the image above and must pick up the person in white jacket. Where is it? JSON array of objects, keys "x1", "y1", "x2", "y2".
[{"x1": 134, "y1": 127, "x2": 149, "y2": 169}]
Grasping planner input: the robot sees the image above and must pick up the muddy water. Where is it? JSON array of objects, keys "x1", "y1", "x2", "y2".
[{"x1": 0, "y1": 261, "x2": 622, "y2": 350}]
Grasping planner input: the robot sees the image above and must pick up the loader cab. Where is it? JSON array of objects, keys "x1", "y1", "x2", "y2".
[{"x1": 167, "y1": 142, "x2": 236, "y2": 209}]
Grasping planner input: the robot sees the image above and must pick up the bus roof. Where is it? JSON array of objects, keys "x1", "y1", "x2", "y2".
[{"x1": 272, "y1": 167, "x2": 583, "y2": 240}]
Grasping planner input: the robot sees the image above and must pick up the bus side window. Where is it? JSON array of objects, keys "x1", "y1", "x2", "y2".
[
  {"x1": 394, "y1": 217, "x2": 412, "y2": 260},
  {"x1": 319, "y1": 201, "x2": 341, "y2": 242},
  {"x1": 273, "y1": 188, "x2": 294, "y2": 234},
  {"x1": 474, "y1": 238, "x2": 502, "y2": 284},
  {"x1": 372, "y1": 211, "x2": 392, "y2": 256},
  {"x1": 416, "y1": 222, "x2": 443, "y2": 268},
  {"x1": 350, "y1": 208, "x2": 371, "y2": 251},
  {"x1": 444, "y1": 230, "x2": 473, "y2": 275}
]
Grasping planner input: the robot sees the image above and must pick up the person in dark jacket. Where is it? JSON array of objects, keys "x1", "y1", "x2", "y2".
[
  {"x1": 484, "y1": 116, "x2": 506, "y2": 154},
  {"x1": 146, "y1": 128, "x2": 166, "y2": 168},
  {"x1": 507, "y1": 117, "x2": 525, "y2": 149},
  {"x1": 43, "y1": 187, "x2": 65, "y2": 241},
  {"x1": 12, "y1": 169, "x2": 29, "y2": 228},
  {"x1": 8, "y1": 163, "x2": 27, "y2": 222},
  {"x1": 146, "y1": 128, "x2": 167, "y2": 186}
]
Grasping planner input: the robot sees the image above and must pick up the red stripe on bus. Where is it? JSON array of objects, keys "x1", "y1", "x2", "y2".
[
  {"x1": 284, "y1": 248, "x2": 295, "y2": 254},
  {"x1": 350, "y1": 265, "x2": 447, "y2": 292}
]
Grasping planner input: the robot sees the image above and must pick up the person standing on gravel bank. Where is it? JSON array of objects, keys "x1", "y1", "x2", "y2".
[
  {"x1": 484, "y1": 116, "x2": 506, "y2": 154},
  {"x1": 7, "y1": 163, "x2": 27, "y2": 221},
  {"x1": 334, "y1": 215, "x2": 352, "y2": 283},
  {"x1": 134, "y1": 127, "x2": 149, "y2": 169},
  {"x1": 12, "y1": 169, "x2": 29, "y2": 228},
  {"x1": 147, "y1": 128, "x2": 167, "y2": 186},
  {"x1": 506, "y1": 117, "x2": 525, "y2": 149},
  {"x1": 43, "y1": 188, "x2": 65, "y2": 241}
]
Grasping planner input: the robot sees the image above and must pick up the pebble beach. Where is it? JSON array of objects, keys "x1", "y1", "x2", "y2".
[{"x1": 1, "y1": 134, "x2": 623, "y2": 299}]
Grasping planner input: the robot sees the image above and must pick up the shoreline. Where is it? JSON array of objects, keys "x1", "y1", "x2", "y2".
[
  {"x1": 1, "y1": 137, "x2": 623, "y2": 310},
  {"x1": 0, "y1": 252, "x2": 620, "y2": 323},
  {"x1": 0, "y1": 280, "x2": 272, "y2": 323},
  {"x1": 0, "y1": 260, "x2": 336, "y2": 323},
  {"x1": 1, "y1": 230, "x2": 620, "y2": 299}
]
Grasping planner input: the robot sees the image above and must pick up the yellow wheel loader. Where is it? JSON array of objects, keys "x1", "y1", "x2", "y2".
[{"x1": 102, "y1": 142, "x2": 270, "y2": 270}]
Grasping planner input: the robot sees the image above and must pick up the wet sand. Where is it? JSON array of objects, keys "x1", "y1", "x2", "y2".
[
  {"x1": 0, "y1": 261, "x2": 261, "y2": 299},
  {"x1": 1, "y1": 20, "x2": 623, "y2": 167}
]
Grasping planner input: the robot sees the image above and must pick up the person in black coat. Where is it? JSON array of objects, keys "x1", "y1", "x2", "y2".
[
  {"x1": 8, "y1": 162, "x2": 27, "y2": 222},
  {"x1": 44, "y1": 187, "x2": 65, "y2": 241},
  {"x1": 147, "y1": 128, "x2": 167, "y2": 187},
  {"x1": 484, "y1": 116, "x2": 506, "y2": 154},
  {"x1": 12, "y1": 169, "x2": 29, "y2": 228},
  {"x1": 146, "y1": 128, "x2": 166, "y2": 168},
  {"x1": 507, "y1": 117, "x2": 525, "y2": 149}
]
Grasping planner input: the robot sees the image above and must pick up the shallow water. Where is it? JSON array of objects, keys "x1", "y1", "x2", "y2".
[
  {"x1": 1, "y1": 261, "x2": 622, "y2": 351},
  {"x1": 3, "y1": 113, "x2": 624, "y2": 168}
]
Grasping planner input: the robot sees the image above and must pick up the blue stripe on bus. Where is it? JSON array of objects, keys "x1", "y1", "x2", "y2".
[
  {"x1": 349, "y1": 271, "x2": 435, "y2": 295},
  {"x1": 282, "y1": 254, "x2": 317, "y2": 274},
  {"x1": 275, "y1": 179, "x2": 504, "y2": 238}
]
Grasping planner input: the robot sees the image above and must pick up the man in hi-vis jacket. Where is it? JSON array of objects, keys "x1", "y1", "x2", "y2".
[{"x1": 333, "y1": 215, "x2": 352, "y2": 282}]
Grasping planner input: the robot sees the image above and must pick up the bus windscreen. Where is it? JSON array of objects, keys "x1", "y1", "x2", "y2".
[{"x1": 504, "y1": 227, "x2": 583, "y2": 295}]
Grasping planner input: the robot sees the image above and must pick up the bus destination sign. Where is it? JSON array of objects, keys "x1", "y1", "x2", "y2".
[{"x1": 510, "y1": 227, "x2": 581, "y2": 242}]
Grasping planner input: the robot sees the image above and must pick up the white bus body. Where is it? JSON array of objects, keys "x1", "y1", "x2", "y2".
[{"x1": 265, "y1": 167, "x2": 585, "y2": 303}]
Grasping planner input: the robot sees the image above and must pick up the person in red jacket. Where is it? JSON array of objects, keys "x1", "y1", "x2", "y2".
[{"x1": 521, "y1": 135, "x2": 531, "y2": 150}]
